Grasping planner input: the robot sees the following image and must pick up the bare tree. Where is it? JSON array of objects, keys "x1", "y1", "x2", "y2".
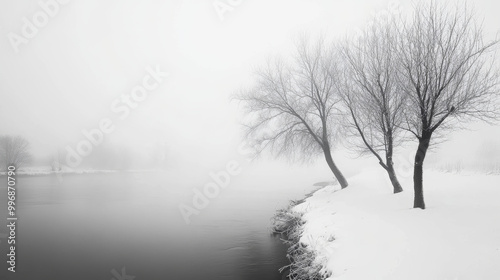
[
  {"x1": 397, "y1": 2, "x2": 500, "y2": 208},
  {"x1": 0, "y1": 135, "x2": 32, "y2": 170},
  {"x1": 235, "y1": 36, "x2": 349, "y2": 188},
  {"x1": 340, "y1": 16, "x2": 406, "y2": 193}
]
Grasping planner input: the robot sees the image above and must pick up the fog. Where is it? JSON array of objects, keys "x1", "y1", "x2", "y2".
[
  {"x1": 1, "y1": 1, "x2": 500, "y2": 280},
  {"x1": 1, "y1": 0, "x2": 499, "y2": 173}
]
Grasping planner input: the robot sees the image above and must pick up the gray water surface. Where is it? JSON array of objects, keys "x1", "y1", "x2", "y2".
[{"x1": 0, "y1": 170, "x2": 313, "y2": 280}]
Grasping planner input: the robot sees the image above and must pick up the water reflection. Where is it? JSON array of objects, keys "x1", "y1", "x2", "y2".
[{"x1": 0, "y1": 172, "x2": 298, "y2": 280}]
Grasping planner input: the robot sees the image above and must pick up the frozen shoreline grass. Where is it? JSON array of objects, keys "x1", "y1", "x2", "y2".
[{"x1": 272, "y1": 189, "x2": 334, "y2": 280}]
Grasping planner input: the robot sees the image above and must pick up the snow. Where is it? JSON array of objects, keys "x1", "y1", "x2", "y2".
[
  {"x1": 293, "y1": 168, "x2": 500, "y2": 280},
  {"x1": 0, "y1": 165, "x2": 120, "y2": 176}
]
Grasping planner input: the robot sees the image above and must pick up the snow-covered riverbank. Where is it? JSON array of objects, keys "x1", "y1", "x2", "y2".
[
  {"x1": 287, "y1": 168, "x2": 500, "y2": 279},
  {"x1": 0, "y1": 166, "x2": 161, "y2": 176}
]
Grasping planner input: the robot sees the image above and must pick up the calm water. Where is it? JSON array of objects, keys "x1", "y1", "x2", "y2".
[{"x1": 0, "y1": 169, "x2": 313, "y2": 280}]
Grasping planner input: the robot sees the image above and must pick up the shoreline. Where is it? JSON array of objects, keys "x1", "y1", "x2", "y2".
[
  {"x1": 273, "y1": 169, "x2": 500, "y2": 279},
  {"x1": 272, "y1": 184, "x2": 339, "y2": 280},
  {"x1": 0, "y1": 169, "x2": 162, "y2": 177}
]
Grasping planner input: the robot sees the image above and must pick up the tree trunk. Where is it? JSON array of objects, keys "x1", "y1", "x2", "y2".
[
  {"x1": 385, "y1": 133, "x2": 403, "y2": 193},
  {"x1": 386, "y1": 160, "x2": 403, "y2": 193},
  {"x1": 413, "y1": 134, "x2": 431, "y2": 209},
  {"x1": 323, "y1": 146, "x2": 348, "y2": 189}
]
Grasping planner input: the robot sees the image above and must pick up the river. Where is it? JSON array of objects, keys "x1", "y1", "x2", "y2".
[{"x1": 0, "y1": 167, "x2": 318, "y2": 280}]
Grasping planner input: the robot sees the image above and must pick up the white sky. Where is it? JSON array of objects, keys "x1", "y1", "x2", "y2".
[{"x1": 0, "y1": 0, "x2": 499, "y2": 169}]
